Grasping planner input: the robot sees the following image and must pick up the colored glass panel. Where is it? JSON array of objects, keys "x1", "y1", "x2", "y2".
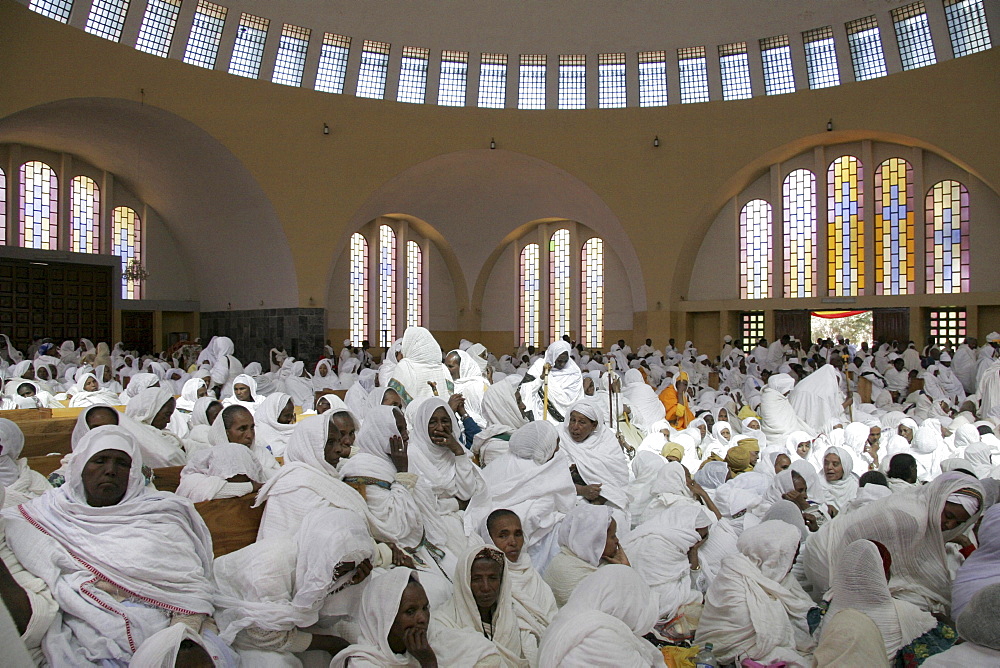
[
  {"x1": 782, "y1": 169, "x2": 816, "y2": 297},
  {"x1": 112, "y1": 206, "x2": 142, "y2": 299},
  {"x1": 70, "y1": 175, "x2": 101, "y2": 253},
  {"x1": 741, "y1": 312, "x2": 765, "y2": 344},
  {"x1": 520, "y1": 243, "x2": 540, "y2": 347},
  {"x1": 349, "y1": 233, "x2": 369, "y2": 346},
  {"x1": 378, "y1": 225, "x2": 396, "y2": 348},
  {"x1": 927, "y1": 308, "x2": 967, "y2": 348},
  {"x1": 20, "y1": 161, "x2": 58, "y2": 250},
  {"x1": 925, "y1": 180, "x2": 970, "y2": 294},
  {"x1": 740, "y1": 199, "x2": 772, "y2": 299},
  {"x1": 406, "y1": 240, "x2": 422, "y2": 328},
  {"x1": 874, "y1": 158, "x2": 915, "y2": 295},
  {"x1": 581, "y1": 237, "x2": 604, "y2": 348},
  {"x1": 549, "y1": 229, "x2": 571, "y2": 342},
  {"x1": 827, "y1": 156, "x2": 865, "y2": 296}
]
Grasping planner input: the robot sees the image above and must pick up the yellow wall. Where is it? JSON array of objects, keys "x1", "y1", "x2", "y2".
[{"x1": 1, "y1": 0, "x2": 998, "y2": 353}]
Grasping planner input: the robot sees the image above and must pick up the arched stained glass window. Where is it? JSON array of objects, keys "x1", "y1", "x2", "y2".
[
  {"x1": 925, "y1": 180, "x2": 970, "y2": 294},
  {"x1": 0, "y1": 167, "x2": 5, "y2": 245},
  {"x1": 348, "y1": 233, "x2": 369, "y2": 346},
  {"x1": 406, "y1": 240, "x2": 422, "y2": 328},
  {"x1": 378, "y1": 225, "x2": 397, "y2": 348},
  {"x1": 782, "y1": 169, "x2": 816, "y2": 298},
  {"x1": 112, "y1": 206, "x2": 142, "y2": 299},
  {"x1": 549, "y1": 229, "x2": 571, "y2": 342},
  {"x1": 740, "y1": 199, "x2": 772, "y2": 298},
  {"x1": 70, "y1": 175, "x2": 101, "y2": 253},
  {"x1": 581, "y1": 237, "x2": 604, "y2": 348},
  {"x1": 875, "y1": 158, "x2": 915, "y2": 295},
  {"x1": 520, "y1": 243, "x2": 541, "y2": 347},
  {"x1": 20, "y1": 161, "x2": 58, "y2": 250},
  {"x1": 827, "y1": 156, "x2": 864, "y2": 296}
]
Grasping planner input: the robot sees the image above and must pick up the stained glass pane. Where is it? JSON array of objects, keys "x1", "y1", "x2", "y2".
[
  {"x1": 847, "y1": 16, "x2": 888, "y2": 80},
  {"x1": 927, "y1": 308, "x2": 966, "y2": 348},
  {"x1": 558, "y1": 55, "x2": 586, "y2": 110},
  {"x1": 135, "y1": 0, "x2": 182, "y2": 58},
  {"x1": 183, "y1": 1, "x2": 227, "y2": 69},
  {"x1": 782, "y1": 169, "x2": 816, "y2": 298},
  {"x1": 741, "y1": 311, "x2": 765, "y2": 344},
  {"x1": 520, "y1": 243, "x2": 540, "y2": 347},
  {"x1": 478, "y1": 54, "x2": 507, "y2": 108},
  {"x1": 581, "y1": 237, "x2": 604, "y2": 348},
  {"x1": 803, "y1": 26, "x2": 840, "y2": 89},
  {"x1": 874, "y1": 158, "x2": 915, "y2": 295},
  {"x1": 438, "y1": 51, "x2": 468, "y2": 106},
  {"x1": 229, "y1": 13, "x2": 269, "y2": 79},
  {"x1": 29, "y1": 0, "x2": 73, "y2": 23},
  {"x1": 638, "y1": 51, "x2": 668, "y2": 106},
  {"x1": 598, "y1": 53, "x2": 626, "y2": 108},
  {"x1": 378, "y1": 225, "x2": 396, "y2": 348},
  {"x1": 892, "y1": 2, "x2": 937, "y2": 70},
  {"x1": 519, "y1": 55, "x2": 547, "y2": 110},
  {"x1": 349, "y1": 233, "x2": 369, "y2": 346},
  {"x1": 740, "y1": 199, "x2": 772, "y2": 299},
  {"x1": 398, "y1": 46, "x2": 429, "y2": 104},
  {"x1": 85, "y1": 0, "x2": 130, "y2": 42},
  {"x1": 925, "y1": 180, "x2": 970, "y2": 294},
  {"x1": 678, "y1": 47, "x2": 709, "y2": 103},
  {"x1": 357, "y1": 40, "x2": 390, "y2": 99},
  {"x1": 0, "y1": 167, "x2": 5, "y2": 245},
  {"x1": 315, "y1": 33, "x2": 350, "y2": 94},
  {"x1": 944, "y1": 0, "x2": 992, "y2": 57},
  {"x1": 549, "y1": 229, "x2": 571, "y2": 342},
  {"x1": 406, "y1": 240, "x2": 422, "y2": 328},
  {"x1": 272, "y1": 24, "x2": 311, "y2": 87},
  {"x1": 112, "y1": 206, "x2": 142, "y2": 299},
  {"x1": 719, "y1": 43, "x2": 752, "y2": 100},
  {"x1": 827, "y1": 156, "x2": 865, "y2": 296},
  {"x1": 760, "y1": 35, "x2": 795, "y2": 95},
  {"x1": 20, "y1": 161, "x2": 59, "y2": 250},
  {"x1": 70, "y1": 176, "x2": 100, "y2": 253}
]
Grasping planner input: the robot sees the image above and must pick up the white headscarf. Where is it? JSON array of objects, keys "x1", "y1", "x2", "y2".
[
  {"x1": 176, "y1": 377, "x2": 206, "y2": 411},
  {"x1": 121, "y1": 387, "x2": 187, "y2": 467},
  {"x1": 951, "y1": 504, "x2": 1000, "y2": 618},
  {"x1": 390, "y1": 326, "x2": 454, "y2": 404},
  {"x1": 331, "y1": 568, "x2": 422, "y2": 667},
  {"x1": 175, "y1": 442, "x2": 265, "y2": 502},
  {"x1": 251, "y1": 392, "x2": 296, "y2": 458},
  {"x1": 818, "y1": 445, "x2": 860, "y2": 512},
  {"x1": 556, "y1": 503, "x2": 614, "y2": 566},
  {"x1": 406, "y1": 397, "x2": 484, "y2": 504},
  {"x1": 557, "y1": 398, "x2": 630, "y2": 509},
  {"x1": 0, "y1": 418, "x2": 25, "y2": 486}
]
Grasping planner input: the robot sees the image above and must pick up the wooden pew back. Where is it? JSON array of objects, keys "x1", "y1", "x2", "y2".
[
  {"x1": 19, "y1": 417, "x2": 79, "y2": 458},
  {"x1": 0, "y1": 408, "x2": 53, "y2": 421},
  {"x1": 194, "y1": 494, "x2": 264, "y2": 558}
]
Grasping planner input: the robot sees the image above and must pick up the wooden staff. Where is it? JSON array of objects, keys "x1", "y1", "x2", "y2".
[
  {"x1": 542, "y1": 363, "x2": 552, "y2": 420},
  {"x1": 427, "y1": 381, "x2": 438, "y2": 396}
]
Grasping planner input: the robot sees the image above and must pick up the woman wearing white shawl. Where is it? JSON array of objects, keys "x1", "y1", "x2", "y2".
[
  {"x1": 473, "y1": 376, "x2": 529, "y2": 466},
  {"x1": 621, "y1": 504, "x2": 708, "y2": 620},
  {"x1": 66, "y1": 372, "x2": 120, "y2": 407},
  {"x1": 635, "y1": 460, "x2": 702, "y2": 526},
  {"x1": 697, "y1": 484, "x2": 762, "y2": 587},
  {"x1": 389, "y1": 327, "x2": 454, "y2": 406},
  {"x1": 803, "y1": 473, "x2": 984, "y2": 613},
  {"x1": 175, "y1": 377, "x2": 207, "y2": 412},
  {"x1": 174, "y1": 442, "x2": 265, "y2": 503},
  {"x1": 820, "y1": 538, "x2": 937, "y2": 662},
  {"x1": 344, "y1": 378, "x2": 371, "y2": 422},
  {"x1": 542, "y1": 504, "x2": 628, "y2": 606},
  {"x1": 447, "y1": 349, "x2": 491, "y2": 428},
  {"x1": 465, "y1": 422, "x2": 576, "y2": 571},
  {"x1": 183, "y1": 397, "x2": 221, "y2": 456},
  {"x1": 962, "y1": 442, "x2": 994, "y2": 479},
  {"x1": 842, "y1": 421, "x2": 875, "y2": 476},
  {"x1": 207, "y1": 405, "x2": 281, "y2": 481},
  {"x1": 221, "y1": 373, "x2": 266, "y2": 412},
  {"x1": 538, "y1": 565, "x2": 665, "y2": 668},
  {"x1": 118, "y1": 371, "x2": 160, "y2": 405},
  {"x1": 950, "y1": 504, "x2": 1000, "y2": 617},
  {"x1": 278, "y1": 360, "x2": 315, "y2": 410},
  {"x1": 254, "y1": 412, "x2": 373, "y2": 541},
  {"x1": 377, "y1": 338, "x2": 404, "y2": 389},
  {"x1": 339, "y1": 405, "x2": 460, "y2": 605},
  {"x1": 788, "y1": 364, "x2": 848, "y2": 434},
  {"x1": 316, "y1": 392, "x2": 351, "y2": 416},
  {"x1": 759, "y1": 373, "x2": 814, "y2": 447},
  {"x1": 312, "y1": 358, "x2": 340, "y2": 393},
  {"x1": 557, "y1": 398, "x2": 631, "y2": 522},
  {"x1": 431, "y1": 546, "x2": 534, "y2": 668},
  {"x1": 2, "y1": 426, "x2": 219, "y2": 665},
  {"x1": 214, "y1": 507, "x2": 378, "y2": 663},
  {"x1": 130, "y1": 623, "x2": 233, "y2": 667},
  {"x1": 518, "y1": 340, "x2": 583, "y2": 425},
  {"x1": 0, "y1": 419, "x2": 51, "y2": 508},
  {"x1": 627, "y1": 451, "x2": 666, "y2": 529},
  {"x1": 695, "y1": 521, "x2": 816, "y2": 667},
  {"x1": 621, "y1": 369, "x2": 666, "y2": 434},
  {"x1": 818, "y1": 446, "x2": 860, "y2": 514},
  {"x1": 406, "y1": 397, "x2": 487, "y2": 518},
  {"x1": 911, "y1": 418, "x2": 948, "y2": 481},
  {"x1": 251, "y1": 392, "x2": 297, "y2": 458},
  {"x1": 123, "y1": 387, "x2": 188, "y2": 466}
]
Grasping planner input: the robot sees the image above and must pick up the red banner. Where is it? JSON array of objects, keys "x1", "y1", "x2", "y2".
[{"x1": 810, "y1": 310, "x2": 868, "y2": 319}]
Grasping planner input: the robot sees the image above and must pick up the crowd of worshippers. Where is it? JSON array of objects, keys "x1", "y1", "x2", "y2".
[{"x1": 0, "y1": 327, "x2": 999, "y2": 666}]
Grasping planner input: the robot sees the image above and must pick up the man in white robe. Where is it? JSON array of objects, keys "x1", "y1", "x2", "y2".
[{"x1": 951, "y1": 337, "x2": 979, "y2": 395}]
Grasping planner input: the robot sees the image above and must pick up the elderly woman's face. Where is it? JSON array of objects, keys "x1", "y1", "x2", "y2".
[
  {"x1": 470, "y1": 556, "x2": 503, "y2": 612},
  {"x1": 226, "y1": 410, "x2": 255, "y2": 446},
  {"x1": 83, "y1": 377, "x2": 99, "y2": 392},
  {"x1": 381, "y1": 389, "x2": 404, "y2": 409},
  {"x1": 151, "y1": 398, "x2": 175, "y2": 430},
  {"x1": 332, "y1": 412, "x2": 356, "y2": 448},
  {"x1": 387, "y1": 582, "x2": 431, "y2": 655},
  {"x1": 233, "y1": 383, "x2": 252, "y2": 402},
  {"x1": 582, "y1": 377, "x2": 595, "y2": 396},
  {"x1": 774, "y1": 454, "x2": 791, "y2": 473},
  {"x1": 568, "y1": 411, "x2": 598, "y2": 443},
  {"x1": 898, "y1": 424, "x2": 914, "y2": 442},
  {"x1": 444, "y1": 353, "x2": 461, "y2": 380},
  {"x1": 554, "y1": 352, "x2": 569, "y2": 370},
  {"x1": 82, "y1": 449, "x2": 131, "y2": 507},
  {"x1": 324, "y1": 421, "x2": 352, "y2": 467},
  {"x1": 196, "y1": 385, "x2": 209, "y2": 398},
  {"x1": 824, "y1": 453, "x2": 844, "y2": 482}
]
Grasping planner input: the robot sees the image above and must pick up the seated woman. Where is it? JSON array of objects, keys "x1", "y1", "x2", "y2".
[
  {"x1": 221, "y1": 373, "x2": 266, "y2": 412},
  {"x1": 695, "y1": 521, "x2": 816, "y2": 667},
  {"x1": 637, "y1": 460, "x2": 718, "y2": 526},
  {"x1": 557, "y1": 399, "x2": 631, "y2": 528},
  {"x1": 251, "y1": 392, "x2": 297, "y2": 458},
  {"x1": 406, "y1": 397, "x2": 486, "y2": 526},
  {"x1": 175, "y1": 443, "x2": 266, "y2": 502},
  {"x1": 478, "y1": 509, "x2": 558, "y2": 634},
  {"x1": 316, "y1": 392, "x2": 350, "y2": 415},
  {"x1": 468, "y1": 422, "x2": 576, "y2": 571},
  {"x1": 123, "y1": 387, "x2": 188, "y2": 466},
  {"x1": 472, "y1": 378, "x2": 529, "y2": 467},
  {"x1": 432, "y1": 546, "x2": 537, "y2": 667},
  {"x1": 818, "y1": 446, "x2": 859, "y2": 516},
  {"x1": 802, "y1": 473, "x2": 984, "y2": 614},
  {"x1": 214, "y1": 507, "x2": 377, "y2": 664},
  {"x1": 0, "y1": 419, "x2": 50, "y2": 508},
  {"x1": 542, "y1": 504, "x2": 629, "y2": 607},
  {"x1": 819, "y1": 539, "x2": 944, "y2": 665},
  {"x1": 331, "y1": 569, "x2": 444, "y2": 668},
  {"x1": 2, "y1": 426, "x2": 232, "y2": 665},
  {"x1": 67, "y1": 372, "x2": 120, "y2": 407},
  {"x1": 175, "y1": 377, "x2": 209, "y2": 413},
  {"x1": 922, "y1": 584, "x2": 1000, "y2": 667},
  {"x1": 695, "y1": 484, "x2": 762, "y2": 588},
  {"x1": 183, "y1": 397, "x2": 224, "y2": 456},
  {"x1": 951, "y1": 504, "x2": 1000, "y2": 618},
  {"x1": 207, "y1": 405, "x2": 282, "y2": 480},
  {"x1": 622, "y1": 504, "x2": 709, "y2": 621},
  {"x1": 538, "y1": 565, "x2": 664, "y2": 667}
]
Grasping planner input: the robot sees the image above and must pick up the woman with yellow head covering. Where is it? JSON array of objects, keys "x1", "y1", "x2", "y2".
[
  {"x1": 659, "y1": 371, "x2": 695, "y2": 430},
  {"x1": 725, "y1": 444, "x2": 755, "y2": 476}
]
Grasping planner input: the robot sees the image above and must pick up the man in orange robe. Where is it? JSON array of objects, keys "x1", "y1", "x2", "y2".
[{"x1": 658, "y1": 371, "x2": 695, "y2": 429}]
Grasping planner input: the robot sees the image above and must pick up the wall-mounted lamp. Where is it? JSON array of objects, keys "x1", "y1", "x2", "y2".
[
  {"x1": 490, "y1": 137, "x2": 496, "y2": 150},
  {"x1": 323, "y1": 123, "x2": 330, "y2": 135},
  {"x1": 826, "y1": 119, "x2": 833, "y2": 132},
  {"x1": 653, "y1": 135, "x2": 660, "y2": 148}
]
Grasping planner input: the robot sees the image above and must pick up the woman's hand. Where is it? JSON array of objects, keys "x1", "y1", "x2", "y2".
[
  {"x1": 389, "y1": 435, "x2": 408, "y2": 473},
  {"x1": 576, "y1": 483, "x2": 603, "y2": 501},
  {"x1": 603, "y1": 545, "x2": 630, "y2": 566},
  {"x1": 448, "y1": 393, "x2": 467, "y2": 418},
  {"x1": 404, "y1": 627, "x2": 438, "y2": 668},
  {"x1": 431, "y1": 428, "x2": 464, "y2": 456},
  {"x1": 387, "y1": 543, "x2": 416, "y2": 568},
  {"x1": 802, "y1": 513, "x2": 819, "y2": 532}
]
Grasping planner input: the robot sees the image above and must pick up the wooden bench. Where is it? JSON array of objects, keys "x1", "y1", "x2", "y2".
[
  {"x1": 0, "y1": 408, "x2": 53, "y2": 421},
  {"x1": 18, "y1": 417, "x2": 79, "y2": 458},
  {"x1": 194, "y1": 494, "x2": 264, "y2": 558},
  {"x1": 152, "y1": 466, "x2": 184, "y2": 494},
  {"x1": 25, "y1": 454, "x2": 64, "y2": 478}
]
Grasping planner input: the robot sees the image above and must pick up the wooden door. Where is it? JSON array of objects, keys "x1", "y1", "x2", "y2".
[
  {"x1": 121, "y1": 310, "x2": 155, "y2": 354},
  {"x1": 773, "y1": 309, "x2": 811, "y2": 345},
  {"x1": 874, "y1": 308, "x2": 910, "y2": 345}
]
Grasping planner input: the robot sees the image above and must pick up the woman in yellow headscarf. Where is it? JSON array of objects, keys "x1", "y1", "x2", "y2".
[{"x1": 658, "y1": 372, "x2": 695, "y2": 430}]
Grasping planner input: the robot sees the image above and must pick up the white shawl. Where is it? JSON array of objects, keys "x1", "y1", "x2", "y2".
[
  {"x1": 390, "y1": 327, "x2": 454, "y2": 404},
  {"x1": 557, "y1": 398, "x2": 630, "y2": 510},
  {"x1": 252, "y1": 393, "x2": 296, "y2": 458}
]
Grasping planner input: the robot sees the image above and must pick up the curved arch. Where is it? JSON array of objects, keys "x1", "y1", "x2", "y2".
[
  {"x1": 329, "y1": 149, "x2": 646, "y2": 327},
  {"x1": 673, "y1": 130, "x2": 1000, "y2": 297},
  {"x1": 0, "y1": 97, "x2": 297, "y2": 310}
]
